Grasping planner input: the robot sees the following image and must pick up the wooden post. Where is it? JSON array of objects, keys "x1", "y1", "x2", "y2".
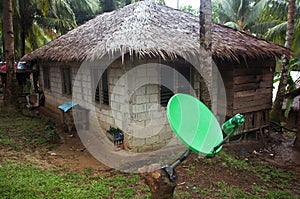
[{"x1": 139, "y1": 164, "x2": 177, "y2": 199}]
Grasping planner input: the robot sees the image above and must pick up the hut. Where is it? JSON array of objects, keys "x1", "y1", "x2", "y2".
[{"x1": 21, "y1": 1, "x2": 289, "y2": 152}]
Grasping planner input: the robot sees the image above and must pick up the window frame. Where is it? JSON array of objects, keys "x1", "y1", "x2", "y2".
[
  {"x1": 91, "y1": 67, "x2": 110, "y2": 107},
  {"x1": 160, "y1": 64, "x2": 192, "y2": 106},
  {"x1": 61, "y1": 66, "x2": 72, "y2": 95},
  {"x1": 43, "y1": 66, "x2": 51, "y2": 90}
]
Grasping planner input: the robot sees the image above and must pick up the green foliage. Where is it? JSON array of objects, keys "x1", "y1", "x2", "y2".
[
  {"x1": 253, "y1": 163, "x2": 296, "y2": 189},
  {"x1": 0, "y1": 0, "x2": 101, "y2": 59},
  {"x1": 0, "y1": 161, "x2": 143, "y2": 199},
  {"x1": 180, "y1": 5, "x2": 199, "y2": 16},
  {"x1": 45, "y1": 118, "x2": 60, "y2": 144},
  {"x1": 109, "y1": 126, "x2": 123, "y2": 135},
  {"x1": 0, "y1": 111, "x2": 298, "y2": 198},
  {"x1": 69, "y1": 0, "x2": 100, "y2": 25},
  {"x1": 290, "y1": 57, "x2": 300, "y2": 70},
  {"x1": 257, "y1": 0, "x2": 300, "y2": 55},
  {"x1": 212, "y1": 0, "x2": 268, "y2": 32},
  {"x1": 213, "y1": 0, "x2": 300, "y2": 57},
  {"x1": 218, "y1": 151, "x2": 250, "y2": 170},
  {"x1": 100, "y1": 0, "x2": 116, "y2": 12},
  {"x1": 176, "y1": 152, "x2": 298, "y2": 198},
  {"x1": 0, "y1": 112, "x2": 55, "y2": 149}
]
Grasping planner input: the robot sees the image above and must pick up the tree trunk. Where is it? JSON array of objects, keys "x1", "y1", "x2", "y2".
[
  {"x1": 295, "y1": 110, "x2": 300, "y2": 149},
  {"x1": 199, "y1": 0, "x2": 215, "y2": 111},
  {"x1": 285, "y1": 88, "x2": 300, "y2": 149},
  {"x1": 139, "y1": 164, "x2": 177, "y2": 199},
  {"x1": 270, "y1": 0, "x2": 296, "y2": 124},
  {"x1": 3, "y1": 0, "x2": 18, "y2": 111}
]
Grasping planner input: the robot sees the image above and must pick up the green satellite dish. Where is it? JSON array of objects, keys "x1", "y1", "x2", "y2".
[{"x1": 167, "y1": 94, "x2": 223, "y2": 156}]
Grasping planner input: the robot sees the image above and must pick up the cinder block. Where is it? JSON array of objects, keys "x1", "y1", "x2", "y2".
[
  {"x1": 136, "y1": 95, "x2": 149, "y2": 104},
  {"x1": 132, "y1": 104, "x2": 146, "y2": 113},
  {"x1": 134, "y1": 86, "x2": 146, "y2": 95},
  {"x1": 146, "y1": 84, "x2": 158, "y2": 94}
]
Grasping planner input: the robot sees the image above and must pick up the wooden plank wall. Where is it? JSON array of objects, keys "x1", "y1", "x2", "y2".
[
  {"x1": 233, "y1": 59, "x2": 275, "y2": 132},
  {"x1": 232, "y1": 59, "x2": 275, "y2": 115},
  {"x1": 236, "y1": 110, "x2": 269, "y2": 133},
  {"x1": 216, "y1": 58, "x2": 275, "y2": 133}
]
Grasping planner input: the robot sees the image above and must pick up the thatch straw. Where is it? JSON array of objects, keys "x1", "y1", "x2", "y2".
[{"x1": 21, "y1": 1, "x2": 290, "y2": 63}]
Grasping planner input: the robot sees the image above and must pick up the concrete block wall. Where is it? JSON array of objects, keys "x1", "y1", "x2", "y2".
[
  {"x1": 95, "y1": 57, "x2": 177, "y2": 152},
  {"x1": 38, "y1": 57, "x2": 200, "y2": 153},
  {"x1": 126, "y1": 83, "x2": 175, "y2": 152},
  {"x1": 40, "y1": 63, "x2": 72, "y2": 111}
]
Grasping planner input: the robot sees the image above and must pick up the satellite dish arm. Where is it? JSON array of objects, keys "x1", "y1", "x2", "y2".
[
  {"x1": 212, "y1": 114, "x2": 245, "y2": 155},
  {"x1": 162, "y1": 149, "x2": 191, "y2": 181}
]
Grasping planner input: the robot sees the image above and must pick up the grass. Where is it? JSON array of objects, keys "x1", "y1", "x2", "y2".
[
  {"x1": 175, "y1": 151, "x2": 299, "y2": 198},
  {"x1": 0, "y1": 113, "x2": 51, "y2": 150},
  {"x1": 209, "y1": 181, "x2": 296, "y2": 199},
  {"x1": 0, "y1": 160, "x2": 148, "y2": 199},
  {"x1": 0, "y1": 111, "x2": 299, "y2": 198},
  {"x1": 0, "y1": 112, "x2": 150, "y2": 198}
]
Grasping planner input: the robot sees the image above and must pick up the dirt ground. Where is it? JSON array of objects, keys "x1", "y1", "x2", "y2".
[
  {"x1": 1, "y1": 107, "x2": 299, "y2": 198},
  {"x1": 29, "y1": 126, "x2": 299, "y2": 198},
  {"x1": 47, "y1": 129, "x2": 300, "y2": 172},
  {"x1": 33, "y1": 110, "x2": 300, "y2": 195}
]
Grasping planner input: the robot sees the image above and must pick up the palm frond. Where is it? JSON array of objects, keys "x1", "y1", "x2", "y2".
[
  {"x1": 36, "y1": 16, "x2": 75, "y2": 34},
  {"x1": 12, "y1": 0, "x2": 21, "y2": 18},
  {"x1": 252, "y1": 19, "x2": 284, "y2": 35},
  {"x1": 224, "y1": 21, "x2": 241, "y2": 30},
  {"x1": 245, "y1": 0, "x2": 267, "y2": 27},
  {"x1": 49, "y1": 0, "x2": 77, "y2": 27},
  {"x1": 36, "y1": 0, "x2": 51, "y2": 17},
  {"x1": 264, "y1": 21, "x2": 287, "y2": 45},
  {"x1": 45, "y1": 0, "x2": 77, "y2": 32},
  {"x1": 67, "y1": 0, "x2": 100, "y2": 15},
  {"x1": 217, "y1": 0, "x2": 238, "y2": 23},
  {"x1": 291, "y1": 20, "x2": 300, "y2": 56},
  {"x1": 25, "y1": 22, "x2": 52, "y2": 52},
  {"x1": 260, "y1": 0, "x2": 289, "y2": 21}
]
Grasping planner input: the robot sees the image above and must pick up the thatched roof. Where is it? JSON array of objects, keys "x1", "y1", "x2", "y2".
[{"x1": 21, "y1": 1, "x2": 290, "y2": 63}]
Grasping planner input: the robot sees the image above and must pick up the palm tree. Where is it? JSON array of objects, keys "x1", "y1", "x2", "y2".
[
  {"x1": 213, "y1": 0, "x2": 268, "y2": 32},
  {"x1": 271, "y1": 0, "x2": 297, "y2": 125},
  {"x1": 200, "y1": 0, "x2": 214, "y2": 109},
  {"x1": 0, "y1": 0, "x2": 100, "y2": 59},
  {"x1": 14, "y1": 0, "x2": 77, "y2": 57},
  {"x1": 68, "y1": 0, "x2": 100, "y2": 25},
  {"x1": 2, "y1": 0, "x2": 18, "y2": 109},
  {"x1": 256, "y1": 0, "x2": 300, "y2": 55}
]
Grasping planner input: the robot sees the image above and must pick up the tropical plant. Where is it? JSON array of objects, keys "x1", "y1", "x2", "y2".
[
  {"x1": 11, "y1": 0, "x2": 77, "y2": 57},
  {"x1": 70, "y1": 0, "x2": 100, "y2": 25},
  {"x1": 0, "y1": 0, "x2": 100, "y2": 59},
  {"x1": 213, "y1": 0, "x2": 268, "y2": 32},
  {"x1": 180, "y1": 5, "x2": 200, "y2": 16},
  {"x1": 270, "y1": 0, "x2": 297, "y2": 125},
  {"x1": 256, "y1": 0, "x2": 300, "y2": 55}
]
